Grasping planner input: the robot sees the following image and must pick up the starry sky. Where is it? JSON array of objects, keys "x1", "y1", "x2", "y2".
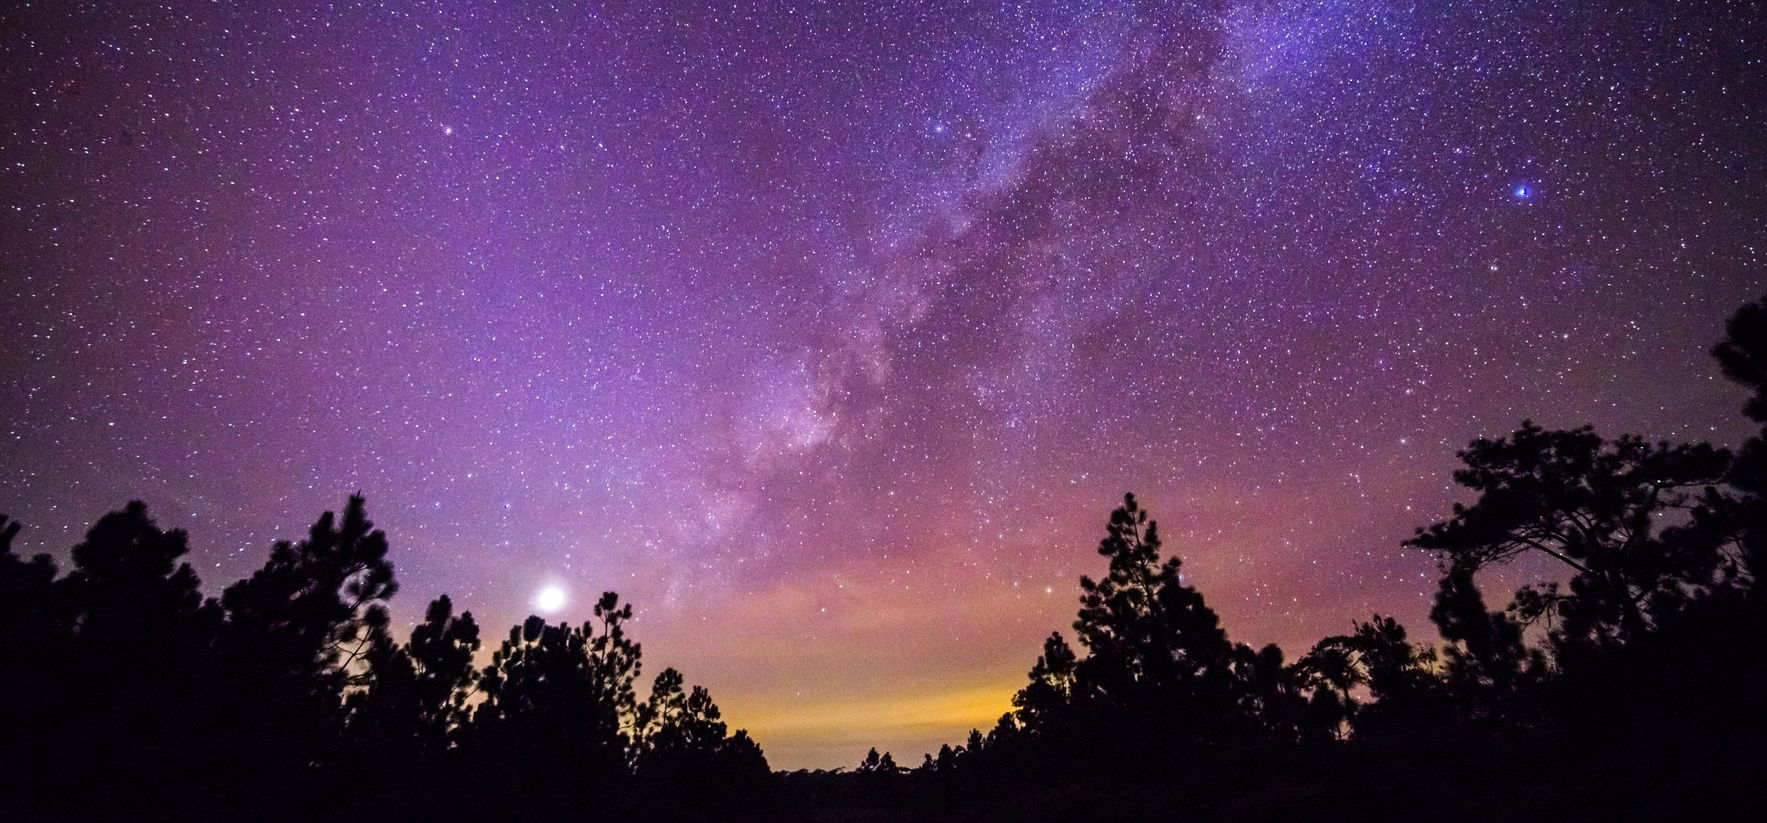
[{"x1": 2, "y1": 0, "x2": 1764, "y2": 768}]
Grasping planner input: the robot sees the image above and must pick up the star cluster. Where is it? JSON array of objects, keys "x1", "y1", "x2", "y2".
[{"x1": 2, "y1": 0, "x2": 1763, "y2": 767}]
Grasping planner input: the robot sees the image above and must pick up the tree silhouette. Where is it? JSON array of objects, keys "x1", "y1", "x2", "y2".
[
  {"x1": 62, "y1": 501, "x2": 210, "y2": 637},
  {"x1": 345, "y1": 594, "x2": 480, "y2": 762},
  {"x1": 221, "y1": 494, "x2": 399, "y2": 678},
  {"x1": 208, "y1": 495, "x2": 400, "y2": 804},
  {"x1": 456, "y1": 591, "x2": 648, "y2": 819},
  {"x1": 633, "y1": 666, "x2": 772, "y2": 809},
  {"x1": 855, "y1": 747, "x2": 901, "y2": 775},
  {"x1": 1230, "y1": 642, "x2": 1313, "y2": 742},
  {"x1": 0, "y1": 515, "x2": 62, "y2": 673},
  {"x1": 1713, "y1": 295, "x2": 1767, "y2": 424},
  {"x1": 1339, "y1": 614, "x2": 1446, "y2": 737},
  {"x1": 636, "y1": 667, "x2": 728, "y2": 755},
  {"x1": 0, "y1": 514, "x2": 66, "y2": 801},
  {"x1": 1429, "y1": 563, "x2": 1542, "y2": 720},
  {"x1": 1295, "y1": 633, "x2": 1365, "y2": 738},
  {"x1": 465, "y1": 613, "x2": 633, "y2": 812},
  {"x1": 1071, "y1": 493, "x2": 1238, "y2": 742},
  {"x1": 1407, "y1": 422, "x2": 1731, "y2": 653},
  {"x1": 1714, "y1": 295, "x2": 1767, "y2": 580},
  {"x1": 1011, "y1": 631, "x2": 1077, "y2": 736},
  {"x1": 95, "y1": 507, "x2": 228, "y2": 806}
]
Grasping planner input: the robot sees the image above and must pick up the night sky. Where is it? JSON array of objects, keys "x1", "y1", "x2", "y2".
[{"x1": 3, "y1": 0, "x2": 1764, "y2": 768}]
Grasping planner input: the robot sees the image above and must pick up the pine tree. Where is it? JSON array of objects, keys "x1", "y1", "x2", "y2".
[{"x1": 1071, "y1": 494, "x2": 1237, "y2": 737}]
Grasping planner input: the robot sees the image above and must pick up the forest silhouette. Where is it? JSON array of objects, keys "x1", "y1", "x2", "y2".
[{"x1": 5, "y1": 295, "x2": 1767, "y2": 822}]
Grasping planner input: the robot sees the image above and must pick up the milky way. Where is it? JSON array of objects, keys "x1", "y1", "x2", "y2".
[{"x1": 3, "y1": 0, "x2": 1764, "y2": 767}]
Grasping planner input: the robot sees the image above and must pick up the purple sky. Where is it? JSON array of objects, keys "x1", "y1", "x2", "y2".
[{"x1": 3, "y1": 0, "x2": 1763, "y2": 767}]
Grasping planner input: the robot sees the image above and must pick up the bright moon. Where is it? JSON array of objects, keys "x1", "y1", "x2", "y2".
[{"x1": 534, "y1": 584, "x2": 567, "y2": 614}]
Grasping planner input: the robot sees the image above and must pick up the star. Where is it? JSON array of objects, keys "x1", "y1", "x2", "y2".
[{"x1": 534, "y1": 585, "x2": 567, "y2": 615}]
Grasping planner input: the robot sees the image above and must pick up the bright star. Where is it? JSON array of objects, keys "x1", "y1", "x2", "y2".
[
  {"x1": 534, "y1": 584, "x2": 566, "y2": 614},
  {"x1": 1512, "y1": 184, "x2": 1532, "y2": 199}
]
